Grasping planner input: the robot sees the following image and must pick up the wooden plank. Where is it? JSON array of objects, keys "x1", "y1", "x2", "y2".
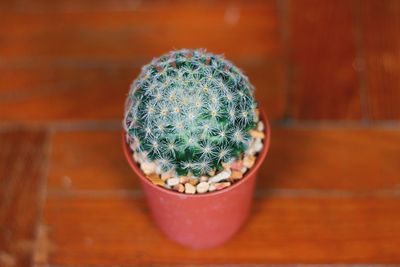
[
  {"x1": 362, "y1": 0, "x2": 400, "y2": 120},
  {"x1": 0, "y1": 0, "x2": 286, "y2": 122},
  {"x1": 0, "y1": 62, "x2": 285, "y2": 122},
  {"x1": 43, "y1": 195, "x2": 400, "y2": 265},
  {"x1": 47, "y1": 131, "x2": 136, "y2": 191},
  {"x1": 288, "y1": 0, "x2": 361, "y2": 119},
  {"x1": 0, "y1": 1, "x2": 280, "y2": 62},
  {"x1": 47, "y1": 128, "x2": 400, "y2": 192},
  {"x1": 0, "y1": 67, "x2": 134, "y2": 122},
  {"x1": 259, "y1": 127, "x2": 400, "y2": 190},
  {"x1": 0, "y1": 130, "x2": 48, "y2": 266}
]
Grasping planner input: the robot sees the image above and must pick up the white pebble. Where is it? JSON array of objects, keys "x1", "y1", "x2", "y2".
[
  {"x1": 209, "y1": 169, "x2": 231, "y2": 183},
  {"x1": 141, "y1": 161, "x2": 157, "y2": 175},
  {"x1": 209, "y1": 183, "x2": 216, "y2": 192},
  {"x1": 137, "y1": 152, "x2": 146, "y2": 164},
  {"x1": 185, "y1": 183, "x2": 196, "y2": 194},
  {"x1": 246, "y1": 141, "x2": 256, "y2": 156},
  {"x1": 167, "y1": 177, "x2": 180, "y2": 186},
  {"x1": 155, "y1": 164, "x2": 163, "y2": 175},
  {"x1": 161, "y1": 170, "x2": 175, "y2": 180},
  {"x1": 254, "y1": 138, "x2": 263, "y2": 152},
  {"x1": 257, "y1": 121, "x2": 264, "y2": 131},
  {"x1": 241, "y1": 166, "x2": 248, "y2": 173},
  {"x1": 164, "y1": 184, "x2": 171, "y2": 189},
  {"x1": 200, "y1": 176, "x2": 208, "y2": 182},
  {"x1": 133, "y1": 152, "x2": 139, "y2": 162},
  {"x1": 196, "y1": 182, "x2": 209, "y2": 193},
  {"x1": 129, "y1": 143, "x2": 136, "y2": 151}
]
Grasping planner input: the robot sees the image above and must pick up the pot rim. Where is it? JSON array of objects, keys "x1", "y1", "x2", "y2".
[{"x1": 122, "y1": 109, "x2": 271, "y2": 198}]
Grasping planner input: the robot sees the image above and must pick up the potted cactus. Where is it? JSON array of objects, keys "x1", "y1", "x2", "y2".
[{"x1": 123, "y1": 49, "x2": 270, "y2": 248}]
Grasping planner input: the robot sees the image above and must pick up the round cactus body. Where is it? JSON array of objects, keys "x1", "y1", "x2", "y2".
[{"x1": 124, "y1": 49, "x2": 258, "y2": 177}]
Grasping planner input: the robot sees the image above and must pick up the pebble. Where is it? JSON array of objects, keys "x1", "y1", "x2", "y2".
[
  {"x1": 161, "y1": 170, "x2": 174, "y2": 181},
  {"x1": 133, "y1": 152, "x2": 139, "y2": 162},
  {"x1": 141, "y1": 161, "x2": 157, "y2": 175},
  {"x1": 173, "y1": 183, "x2": 185, "y2": 193},
  {"x1": 179, "y1": 176, "x2": 189, "y2": 184},
  {"x1": 208, "y1": 169, "x2": 216, "y2": 176},
  {"x1": 129, "y1": 143, "x2": 136, "y2": 152},
  {"x1": 185, "y1": 183, "x2": 196, "y2": 194},
  {"x1": 215, "y1": 182, "x2": 231, "y2": 190},
  {"x1": 250, "y1": 129, "x2": 265, "y2": 139},
  {"x1": 209, "y1": 183, "x2": 217, "y2": 192},
  {"x1": 257, "y1": 121, "x2": 265, "y2": 131},
  {"x1": 188, "y1": 178, "x2": 199, "y2": 186},
  {"x1": 155, "y1": 165, "x2": 163, "y2": 175},
  {"x1": 243, "y1": 155, "x2": 256, "y2": 168},
  {"x1": 167, "y1": 177, "x2": 180, "y2": 186},
  {"x1": 230, "y1": 160, "x2": 243, "y2": 171},
  {"x1": 200, "y1": 176, "x2": 208, "y2": 182},
  {"x1": 209, "y1": 169, "x2": 231, "y2": 183},
  {"x1": 136, "y1": 152, "x2": 145, "y2": 164},
  {"x1": 246, "y1": 138, "x2": 256, "y2": 155},
  {"x1": 147, "y1": 173, "x2": 164, "y2": 186},
  {"x1": 222, "y1": 161, "x2": 232, "y2": 170},
  {"x1": 254, "y1": 109, "x2": 260, "y2": 122},
  {"x1": 196, "y1": 182, "x2": 209, "y2": 193},
  {"x1": 254, "y1": 138, "x2": 263, "y2": 153},
  {"x1": 230, "y1": 170, "x2": 243, "y2": 180},
  {"x1": 241, "y1": 166, "x2": 248, "y2": 173}
]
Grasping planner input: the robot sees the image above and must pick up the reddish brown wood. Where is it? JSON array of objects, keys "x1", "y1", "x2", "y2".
[
  {"x1": 0, "y1": 67, "x2": 134, "y2": 122},
  {"x1": 47, "y1": 131, "x2": 136, "y2": 191},
  {"x1": 43, "y1": 195, "x2": 400, "y2": 265},
  {"x1": 47, "y1": 128, "x2": 400, "y2": 192},
  {"x1": 2, "y1": 1, "x2": 400, "y2": 265},
  {"x1": 251, "y1": 61, "x2": 286, "y2": 120},
  {"x1": 362, "y1": 0, "x2": 400, "y2": 120},
  {"x1": 288, "y1": 0, "x2": 361, "y2": 119},
  {"x1": 259, "y1": 127, "x2": 400, "y2": 190},
  {"x1": 0, "y1": 130, "x2": 48, "y2": 266},
  {"x1": 0, "y1": 63, "x2": 285, "y2": 122},
  {"x1": 0, "y1": 1, "x2": 279, "y2": 62},
  {"x1": 0, "y1": 0, "x2": 286, "y2": 122}
]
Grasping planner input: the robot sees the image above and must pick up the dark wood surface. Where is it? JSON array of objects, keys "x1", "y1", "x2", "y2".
[
  {"x1": 362, "y1": 0, "x2": 400, "y2": 120},
  {"x1": 1, "y1": 0, "x2": 400, "y2": 266},
  {"x1": 0, "y1": 130, "x2": 48, "y2": 266},
  {"x1": 288, "y1": 0, "x2": 361, "y2": 120}
]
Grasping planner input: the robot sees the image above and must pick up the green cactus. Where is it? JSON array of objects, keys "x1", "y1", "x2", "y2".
[{"x1": 124, "y1": 49, "x2": 258, "y2": 177}]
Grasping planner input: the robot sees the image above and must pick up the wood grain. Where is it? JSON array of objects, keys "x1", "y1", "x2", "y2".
[
  {"x1": 0, "y1": 0, "x2": 286, "y2": 122},
  {"x1": 47, "y1": 131, "x2": 136, "y2": 191},
  {"x1": 43, "y1": 195, "x2": 400, "y2": 265},
  {"x1": 2, "y1": 1, "x2": 400, "y2": 265},
  {"x1": 362, "y1": 0, "x2": 400, "y2": 120},
  {"x1": 0, "y1": 62, "x2": 285, "y2": 122},
  {"x1": 259, "y1": 127, "x2": 400, "y2": 191},
  {"x1": 0, "y1": 130, "x2": 48, "y2": 267},
  {"x1": 0, "y1": 1, "x2": 280, "y2": 62},
  {"x1": 47, "y1": 128, "x2": 400, "y2": 192},
  {"x1": 288, "y1": 0, "x2": 361, "y2": 120},
  {"x1": 0, "y1": 67, "x2": 134, "y2": 122}
]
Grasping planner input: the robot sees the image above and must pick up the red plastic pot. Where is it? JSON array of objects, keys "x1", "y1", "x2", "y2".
[{"x1": 122, "y1": 111, "x2": 271, "y2": 249}]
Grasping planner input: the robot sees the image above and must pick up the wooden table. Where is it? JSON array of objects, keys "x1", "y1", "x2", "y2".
[{"x1": 1, "y1": 1, "x2": 399, "y2": 266}]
